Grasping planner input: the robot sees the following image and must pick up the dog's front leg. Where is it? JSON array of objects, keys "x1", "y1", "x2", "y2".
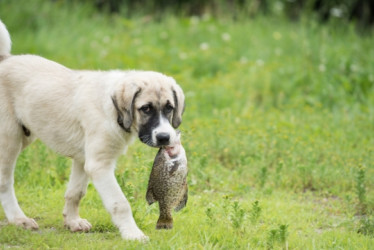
[{"x1": 84, "y1": 158, "x2": 147, "y2": 241}]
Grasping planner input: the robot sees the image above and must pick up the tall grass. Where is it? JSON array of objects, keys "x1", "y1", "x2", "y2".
[{"x1": 0, "y1": 0, "x2": 373, "y2": 248}]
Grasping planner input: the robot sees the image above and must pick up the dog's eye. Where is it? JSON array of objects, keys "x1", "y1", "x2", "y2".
[
  {"x1": 140, "y1": 104, "x2": 153, "y2": 114},
  {"x1": 164, "y1": 104, "x2": 174, "y2": 113}
]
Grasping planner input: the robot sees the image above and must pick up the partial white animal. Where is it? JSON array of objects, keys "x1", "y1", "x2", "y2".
[{"x1": 0, "y1": 20, "x2": 184, "y2": 241}]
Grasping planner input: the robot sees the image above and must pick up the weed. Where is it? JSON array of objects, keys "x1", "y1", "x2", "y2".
[
  {"x1": 358, "y1": 217, "x2": 374, "y2": 237},
  {"x1": 279, "y1": 224, "x2": 289, "y2": 248},
  {"x1": 250, "y1": 200, "x2": 262, "y2": 225},
  {"x1": 267, "y1": 225, "x2": 289, "y2": 249},
  {"x1": 230, "y1": 201, "x2": 245, "y2": 229},
  {"x1": 222, "y1": 194, "x2": 231, "y2": 214},
  {"x1": 123, "y1": 182, "x2": 135, "y2": 201},
  {"x1": 37, "y1": 143, "x2": 49, "y2": 167},
  {"x1": 205, "y1": 206, "x2": 215, "y2": 225},
  {"x1": 275, "y1": 159, "x2": 284, "y2": 186},
  {"x1": 298, "y1": 164, "x2": 315, "y2": 192},
  {"x1": 55, "y1": 156, "x2": 68, "y2": 184},
  {"x1": 267, "y1": 229, "x2": 278, "y2": 249},
  {"x1": 259, "y1": 167, "x2": 268, "y2": 188},
  {"x1": 356, "y1": 165, "x2": 367, "y2": 215},
  {"x1": 15, "y1": 150, "x2": 30, "y2": 180}
]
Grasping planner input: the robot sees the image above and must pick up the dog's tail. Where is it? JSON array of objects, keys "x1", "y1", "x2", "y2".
[{"x1": 0, "y1": 20, "x2": 11, "y2": 60}]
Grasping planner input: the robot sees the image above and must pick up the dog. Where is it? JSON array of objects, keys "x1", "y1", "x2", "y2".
[{"x1": 0, "y1": 20, "x2": 184, "y2": 240}]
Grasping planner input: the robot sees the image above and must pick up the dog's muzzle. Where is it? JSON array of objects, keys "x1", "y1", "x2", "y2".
[{"x1": 156, "y1": 132, "x2": 170, "y2": 146}]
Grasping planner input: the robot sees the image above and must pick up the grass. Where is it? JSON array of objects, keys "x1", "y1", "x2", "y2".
[{"x1": 1, "y1": 0, "x2": 374, "y2": 249}]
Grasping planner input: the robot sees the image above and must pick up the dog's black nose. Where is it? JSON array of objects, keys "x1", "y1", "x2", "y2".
[{"x1": 156, "y1": 133, "x2": 170, "y2": 145}]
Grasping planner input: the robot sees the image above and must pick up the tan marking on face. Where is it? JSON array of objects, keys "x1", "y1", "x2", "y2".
[{"x1": 116, "y1": 71, "x2": 183, "y2": 139}]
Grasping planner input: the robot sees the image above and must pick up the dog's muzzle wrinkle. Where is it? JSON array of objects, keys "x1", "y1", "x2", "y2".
[{"x1": 139, "y1": 134, "x2": 155, "y2": 147}]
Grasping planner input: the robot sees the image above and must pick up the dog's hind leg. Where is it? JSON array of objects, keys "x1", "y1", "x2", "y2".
[
  {"x1": 63, "y1": 159, "x2": 92, "y2": 232},
  {"x1": 0, "y1": 123, "x2": 39, "y2": 230}
]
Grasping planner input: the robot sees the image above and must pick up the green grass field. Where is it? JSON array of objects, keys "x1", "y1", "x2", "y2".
[{"x1": 1, "y1": 1, "x2": 374, "y2": 249}]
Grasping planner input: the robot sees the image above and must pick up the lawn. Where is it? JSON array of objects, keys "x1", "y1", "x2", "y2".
[{"x1": 0, "y1": 1, "x2": 374, "y2": 249}]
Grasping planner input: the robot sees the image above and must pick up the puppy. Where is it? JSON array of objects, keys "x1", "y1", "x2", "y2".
[{"x1": 0, "y1": 20, "x2": 184, "y2": 240}]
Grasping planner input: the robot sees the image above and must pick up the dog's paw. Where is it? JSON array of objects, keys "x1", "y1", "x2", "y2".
[
  {"x1": 121, "y1": 227, "x2": 149, "y2": 241},
  {"x1": 13, "y1": 217, "x2": 39, "y2": 230},
  {"x1": 65, "y1": 218, "x2": 92, "y2": 232}
]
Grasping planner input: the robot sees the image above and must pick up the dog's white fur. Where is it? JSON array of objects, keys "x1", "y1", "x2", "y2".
[{"x1": 0, "y1": 20, "x2": 184, "y2": 240}]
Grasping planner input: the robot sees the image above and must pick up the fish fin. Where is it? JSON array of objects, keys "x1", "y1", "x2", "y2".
[
  {"x1": 169, "y1": 161, "x2": 179, "y2": 175},
  {"x1": 146, "y1": 186, "x2": 156, "y2": 205},
  {"x1": 174, "y1": 185, "x2": 188, "y2": 212}
]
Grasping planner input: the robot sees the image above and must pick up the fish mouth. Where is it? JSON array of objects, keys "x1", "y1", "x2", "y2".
[
  {"x1": 164, "y1": 146, "x2": 175, "y2": 157},
  {"x1": 163, "y1": 145, "x2": 179, "y2": 158}
]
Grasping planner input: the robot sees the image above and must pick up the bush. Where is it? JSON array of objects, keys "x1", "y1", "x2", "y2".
[{"x1": 93, "y1": 0, "x2": 374, "y2": 28}]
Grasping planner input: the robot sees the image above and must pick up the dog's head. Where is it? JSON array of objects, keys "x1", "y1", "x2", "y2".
[{"x1": 112, "y1": 71, "x2": 185, "y2": 147}]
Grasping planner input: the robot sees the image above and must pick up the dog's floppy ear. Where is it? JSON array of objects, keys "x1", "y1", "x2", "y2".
[
  {"x1": 172, "y1": 84, "x2": 185, "y2": 128},
  {"x1": 112, "y1": 84, "x2": 141, "y2": 132}
]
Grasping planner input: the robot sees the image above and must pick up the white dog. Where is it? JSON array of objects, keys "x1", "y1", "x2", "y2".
[{"x1": 0, "y1": 20, "x2": 184, "y2": 240}]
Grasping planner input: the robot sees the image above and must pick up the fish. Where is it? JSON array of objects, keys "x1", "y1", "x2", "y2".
[{"x1": 146, "y1": 131, "x2": 188, "y2": 229}]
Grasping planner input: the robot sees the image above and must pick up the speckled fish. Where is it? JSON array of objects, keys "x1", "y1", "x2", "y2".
[{"x1": 146, "y1": 131, "x2": 188, "y2": 229}]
